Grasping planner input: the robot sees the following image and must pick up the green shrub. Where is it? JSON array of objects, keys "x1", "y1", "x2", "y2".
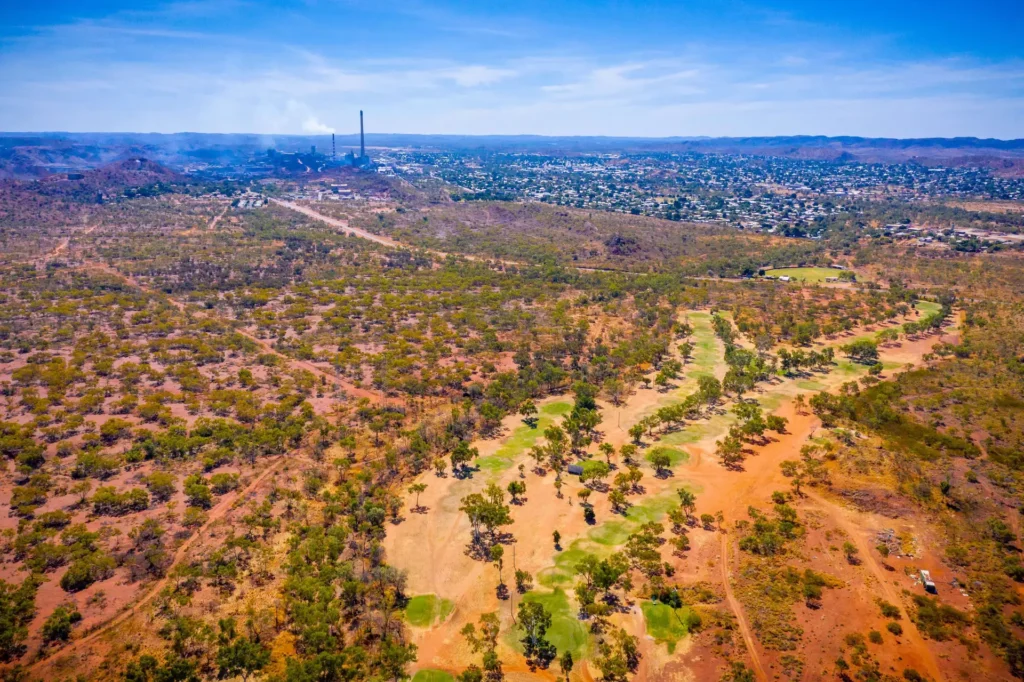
[
  {"x1": 183, "y1": 475, "x2": 213, "y2": 509},
  {"x1": 144, "y1": 471, "x2": 177, "y2": 502},
  {"x1": 41, "y1": 604, "x2": 82, "y2": 643},
  {"x1": 0, "y1": 577, "x2": 39, "y2": 661},
  {"x1": 210, "y1": 472, "x2": 239, "y2": 494},
  {"x1": 73, "y1": 451, "x2": 120, "y2": 479},
  {"x1": 910, "y1": 595, "x2": 970, "y2": 641},
  {"x1": 35, "y1": 510, "x2": 71, "y2": 529},
  {"x1": 91, "y1": 486, "x2": 149, "y2": 515},
  {"x1": 877, "y1": 599, "x2": 901, "y2": 619},
  {"x1": 60, "y1": 554, "x2": 116, "y2": 592},
  {"x1": 183, "y1": 506, "x2": 208, "y2": 528}
]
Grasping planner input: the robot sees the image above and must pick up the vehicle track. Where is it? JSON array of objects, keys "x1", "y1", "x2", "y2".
[
  {"x1": 28, "y1": 454, "x2": 288, "y2": 674},
  {"x1": 720, "y1": 535, "x2": 769, "y2": 681},
  {"x1": 270, "y1": 199, "x2": 523, "y2": 268},
  {"x1": 805, "y1": 489, "x2": 945, "y2": 682},
  {"x1": 207, "y1": 204, "x2": 229, "y2": 231},
  {"x1": 80, "y1": 260, "x2": 378, "y2": 402},
  {"x1": 270, "y1": 199, "x2": 401, "y2": 247}
]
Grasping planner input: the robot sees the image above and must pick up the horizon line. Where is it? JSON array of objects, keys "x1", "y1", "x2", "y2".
[{"x1": 2, "y1": 131, "x2": 1024, "y2": 144}]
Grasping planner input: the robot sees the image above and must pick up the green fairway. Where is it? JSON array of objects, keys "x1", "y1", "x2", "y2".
[
  {"x1": 915, "y1": 300, "x2": 942, "y2": 316},
  {"x1": 405, "y1": 594, "x2": 454, "y2": 628},
  {"x1": 642, "y1": 601, "x2": 697, "y2": 653},
  {"x1": 513, "y1": 588, "x2": 590, "y2": 660},
  {"x1": 765, "y1": 267, "x2": 848, "y2": 283},
  {"x1": 659, "y1": 411, "x2": 732, "y2": 447},
  {"x1": 645, "y1": 445, "x2": 689, "y2": 468},
  {"x1": 683, "y1": 311, "x2": 720, "y2": 379},
  {"x1": 634, "y1": 312, "x2": 723, "y2": 427},
  {"x1": 624, "y1": 492, "x2": 679, "y2": 525},
  {"x1": 587, "y1": 519, "x2": 633, "y2": 546},
  {"x1": 539, "y1": 488, "x2": 690, "y2": 586},
  {"x1": 475, "y1": 400, "x2": 571, "y2": 473},
  {"x1": 412, "y1": 671, "x2": 455, "y2": 682},
  {"x1": 537, "y1": 540, "x2": 606, "y2": 588}
]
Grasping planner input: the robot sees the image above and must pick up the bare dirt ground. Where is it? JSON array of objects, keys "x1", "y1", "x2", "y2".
[
  {"x1": 944, "y1": 200, "x2": 1024, "y2": 214},
  {"x1": 384, "y1": 313, "x2": 960, "y2": 682},
  {"x1": 38, "y1": 204, "x2": 967, "y2": 680},
  {"x1": 28, "y1": 453, "x2": 289, "y2": 679},
  {"x1": 272, "y1": 199, "x2": 402, "y2": 247},
  {"x1": 275, "y1": 199, "x2": 525, "y2": 269},
  {"x1": 74, "y1": 258, "x2": 379, "y2": 404}
]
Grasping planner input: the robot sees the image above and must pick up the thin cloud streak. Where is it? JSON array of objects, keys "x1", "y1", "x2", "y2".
[{"x1": 0, "y1": 0, "x2": 1021, "y2": 137}]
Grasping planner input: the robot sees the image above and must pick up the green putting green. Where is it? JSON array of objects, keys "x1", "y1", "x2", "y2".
[
  {"x1": 405, "y1": 594, "x2": 454, "y2": 628},
  {"x1": 642, "y1": 600, "x2": 698, "y2": 653},
  {"x1": 514, "y1": 588, "x2": 590, "y2": 660},
  {"x1": 412, "y1": 670, "x2": 455, "y2": 682}
]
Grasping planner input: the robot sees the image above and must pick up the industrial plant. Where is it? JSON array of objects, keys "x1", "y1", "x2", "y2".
[{"x1": 255, "y1": 110, "x2": 372, "y2": 176}]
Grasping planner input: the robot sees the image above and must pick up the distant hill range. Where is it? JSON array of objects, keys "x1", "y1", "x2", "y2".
[
  {"x1": 2, "y1": 132, "x2": 1023, "y2": 179},
  {"x1": 0, "y1": 157, "x2": 184, "y2": 227},
  {"x1": 1, "y1": 157, "x2": 181, "y2": 197}
]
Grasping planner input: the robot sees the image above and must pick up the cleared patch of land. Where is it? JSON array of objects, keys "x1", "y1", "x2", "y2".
[
  {"x1": 764, "y1": 266, "x2": 848, "y2": 282},
  {"x1": 385, "y1": 308, "x2": 960, "y2": 681}
]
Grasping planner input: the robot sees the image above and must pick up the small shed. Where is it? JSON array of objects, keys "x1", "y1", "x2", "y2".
[{"x1": 567, "y1": 464, "x2": 584, "y2": 476}]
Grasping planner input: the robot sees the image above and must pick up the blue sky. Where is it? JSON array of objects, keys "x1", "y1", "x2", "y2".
[{"x1": 0, "y1": 1, "x2": 1022, "y2": 137}]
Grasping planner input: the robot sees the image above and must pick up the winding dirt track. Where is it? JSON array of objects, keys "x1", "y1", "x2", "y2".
[
  {"x1": 806, "y1": 490, "x2": 945, "y2": 682},
  {"x1": 79, "y1": 260, "x2": 378, "y2": 402},
  {"x1": 45, "y1": 223, "x2": 99, "y2": 263},
  {"x1": 29, "y1": 454, "x2": 288, "y2": 675},
  {"x1": 33, "y1": 209, "x2": 951, "y2": 680},
  {"x1": 720, "y1": 535, "x2": 769, "y2": 682}
]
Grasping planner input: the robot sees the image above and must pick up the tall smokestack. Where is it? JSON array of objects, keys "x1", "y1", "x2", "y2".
[{"x1": 359, "y1": 110, "x2": 365, "y2": 159}]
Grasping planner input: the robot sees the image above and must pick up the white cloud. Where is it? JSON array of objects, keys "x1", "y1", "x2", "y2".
[
  {"x1": 302, "y1": 116, "x2": 335, "y2": 134},
  {"x1": 443, "y1": 65, "x2": 517, "y2": 87},
  {"x1": 0, "y1": 8, "x2": 1021, "y2": 138}
]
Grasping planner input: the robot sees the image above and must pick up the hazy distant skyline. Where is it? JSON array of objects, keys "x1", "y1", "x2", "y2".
[{"x1": 1, "y1": 0, "x2": 1022, "y2": 138}]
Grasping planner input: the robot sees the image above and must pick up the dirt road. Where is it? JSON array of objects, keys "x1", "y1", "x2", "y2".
[
  {"x1": 806, "y1": 489, "x2": 945, "y2": 682},
  {"x1": 29, "y1": 454, "x2": 288, "y2": 676},
  {"x1": 271, "y1": 199, "x2": 524, "y2": 268},
  {"x1": 270, "y1": 199, "x2": 401, "y2": 247},
  {"x1": 720, "y1": 535, "x2": 769, "y2": 682},
  {"x1": 80, "y1": 260, "x2": 379, "y2": 402},
  {"x1": 207, "y1": 204, "x2": 229, "y2": 231}
]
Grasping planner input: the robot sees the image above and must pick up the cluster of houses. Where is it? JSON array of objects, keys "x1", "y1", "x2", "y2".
[
  {"x1": 886, "y1": 223, "x2": 1024, "y2": 249},
  {"x1": 233, "y1": 195, "x2": 266, "y2": 209}
]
